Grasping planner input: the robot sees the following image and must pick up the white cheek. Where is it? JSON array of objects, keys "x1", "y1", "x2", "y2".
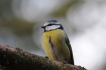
[{"x1": 46, "y1": 25, "x2": 60, "y2": 31}]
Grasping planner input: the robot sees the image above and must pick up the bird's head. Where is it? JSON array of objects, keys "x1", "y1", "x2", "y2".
[{"x1": 41, "y1": 20, "x2": 63, "y2": 32}]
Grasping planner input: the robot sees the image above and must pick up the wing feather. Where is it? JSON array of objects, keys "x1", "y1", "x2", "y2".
[{"x1": 65, "y1": 33, "x2": 74, "y2": 65}]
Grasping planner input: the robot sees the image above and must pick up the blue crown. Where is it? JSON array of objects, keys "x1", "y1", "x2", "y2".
[{"x1": 47, "y1": 20, "x2": 57, "y2": 22}]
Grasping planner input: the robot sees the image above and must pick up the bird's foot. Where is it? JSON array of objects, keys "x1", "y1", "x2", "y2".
[
  {"x1": 63, "y1": 61, "x2": 67, "y2": 64},
  {"x1": 45, "y1": 56, "x2": 49, "y2": 59}
]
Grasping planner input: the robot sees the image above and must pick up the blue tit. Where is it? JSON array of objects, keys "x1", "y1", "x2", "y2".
[{"x1": 41, "y1": 20, "x2": 74, "y2": 65}]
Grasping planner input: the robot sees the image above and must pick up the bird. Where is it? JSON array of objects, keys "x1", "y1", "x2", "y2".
[{"x1": 41, "y1": 20, "x2": 74, "y2": 65}]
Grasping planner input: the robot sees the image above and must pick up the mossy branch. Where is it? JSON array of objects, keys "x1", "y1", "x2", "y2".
[{"x1": 0, "y1": 44, "x2": 86, "y2": 70}]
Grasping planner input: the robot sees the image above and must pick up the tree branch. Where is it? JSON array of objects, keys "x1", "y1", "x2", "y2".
[{"x1": 0, "y1": 44, "x2": 86, "y2": 70}]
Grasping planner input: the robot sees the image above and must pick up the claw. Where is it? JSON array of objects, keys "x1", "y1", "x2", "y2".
[
  {"x1": 63, "y1": 61, "x2": 67, "y2": 64},
  {"x1": 45, "y1": 56, "x2": 49, "y2": 59}
]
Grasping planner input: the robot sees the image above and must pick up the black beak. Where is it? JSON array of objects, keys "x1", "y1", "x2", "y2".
[{"x1": 41, "y1": 26, "x2": 45, "y2": 29}]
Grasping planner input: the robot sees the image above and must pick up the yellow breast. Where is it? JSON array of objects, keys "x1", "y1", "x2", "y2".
[{"x1": 42, "y1": 29, "x2": 70, "y2": 62}]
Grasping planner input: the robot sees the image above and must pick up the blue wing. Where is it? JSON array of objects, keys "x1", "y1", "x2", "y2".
[{"x1": 65, "y1": 33, "x2": 74, "y2": 65}]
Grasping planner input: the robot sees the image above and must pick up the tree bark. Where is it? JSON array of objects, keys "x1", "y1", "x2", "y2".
[{"x1": 0, "y1": 44, "x2": 86, "y2": 70}]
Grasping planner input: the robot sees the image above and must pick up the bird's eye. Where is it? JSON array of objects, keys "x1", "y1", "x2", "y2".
[
  {"x1": 47, "y1": 24, "x2": 54, "y2": 26},
  {"x1": 47, "y1": 24, "x2": 60, "y2": 26}
]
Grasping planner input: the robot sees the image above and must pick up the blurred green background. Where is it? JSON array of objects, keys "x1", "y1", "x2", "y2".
[{"x1": 0, "y1": 0, "x2": 106, "y2": 70}]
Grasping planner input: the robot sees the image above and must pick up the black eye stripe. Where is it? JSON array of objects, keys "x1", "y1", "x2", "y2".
[{"x1": 47, "y1": 24, "x2": 60, "y2": 26}]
